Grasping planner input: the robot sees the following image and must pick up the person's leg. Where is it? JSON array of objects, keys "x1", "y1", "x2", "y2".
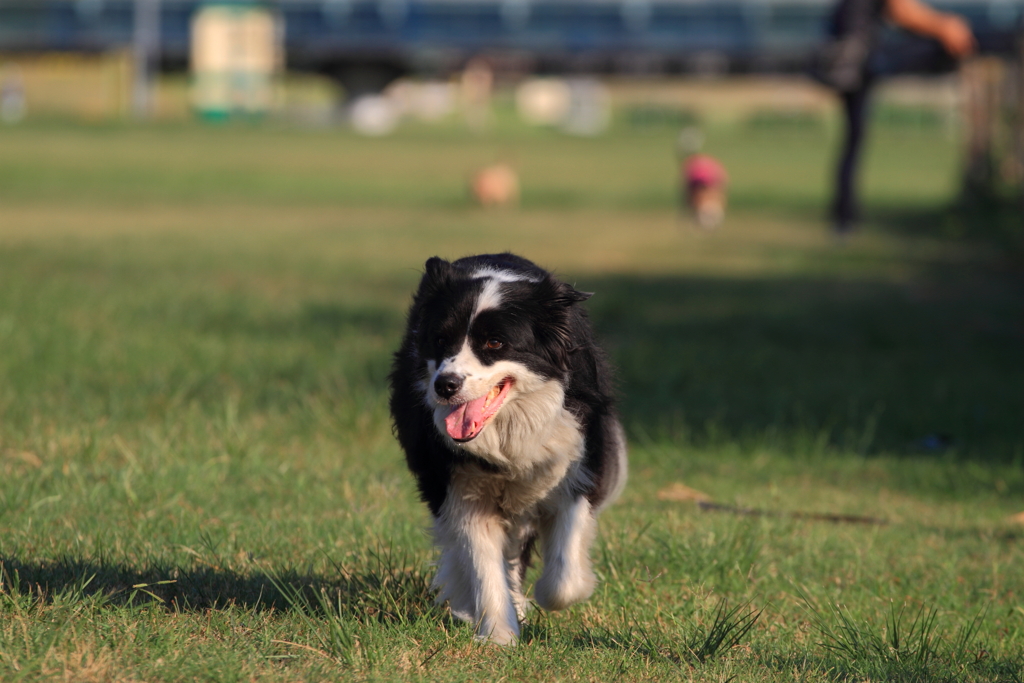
[
  {"x1": 832, "y1": 34, "x2": 965, "y2": 233},
  {"x1": 832, "y1": 85, "x2": 871, "y2": 233}
]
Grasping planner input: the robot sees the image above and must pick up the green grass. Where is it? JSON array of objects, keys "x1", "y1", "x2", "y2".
[{"x1": 0, "y1": 115, "x2": 1022, "y2": 681}]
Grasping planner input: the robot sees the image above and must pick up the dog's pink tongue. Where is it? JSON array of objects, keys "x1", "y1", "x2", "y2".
[{"x1": 444, "y1": 396, "x2": 489, "y2": 440}]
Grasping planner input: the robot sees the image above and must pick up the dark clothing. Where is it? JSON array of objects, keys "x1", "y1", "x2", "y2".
[
  {"x1": 816, "y1": 0, "x2": 958, "y2": 230},
  {"x1": 834, "y1": 87, "x2": 871, "y2": 229},
  {"x1": 813, "y1": 0, "x2": 886, "y2": 93},
  {"x1": 829, "y1": 0, "x2": 887, "y2": 39}
]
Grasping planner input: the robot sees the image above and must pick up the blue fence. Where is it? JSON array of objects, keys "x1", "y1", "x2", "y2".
[{"x1": 0, "y1": 0, "x2": 1020, "y2": 75}]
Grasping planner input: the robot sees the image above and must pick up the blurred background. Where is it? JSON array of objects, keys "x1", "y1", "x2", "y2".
[{"x1": 0, "y1": 0, "x2": 1022, "y2": 220}]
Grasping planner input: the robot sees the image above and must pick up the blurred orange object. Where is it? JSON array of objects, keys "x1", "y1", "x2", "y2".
[{"x1": 470, "y1": 164, "x2": 520, "y2": 208}]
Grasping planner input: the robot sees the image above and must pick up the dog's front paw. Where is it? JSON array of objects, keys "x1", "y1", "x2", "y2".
[
  {"x1": 475, "y1": 630, "x2": 519, "y2": 646},
  {"x1": 533, "y1": 565, "x2": 596, "y2": 611},
  {"x1": 432, "y1": 584, "x2": 475, "y2": 624},
  {"x1": 475, "y1": 622, "x2": 519, "y2": 646}
]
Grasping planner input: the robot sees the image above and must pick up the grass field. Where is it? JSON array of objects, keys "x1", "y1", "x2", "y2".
[{"x1": 1, "y1": 115, "x2": 1023, "y2": 682}]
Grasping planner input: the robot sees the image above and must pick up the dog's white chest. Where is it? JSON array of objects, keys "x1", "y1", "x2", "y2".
[{"x1": 448, "y1": 379, "x2": 585, "y2": 515}]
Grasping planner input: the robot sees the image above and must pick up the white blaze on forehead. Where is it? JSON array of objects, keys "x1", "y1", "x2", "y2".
[
  {"x1": 470, "y1": 267, "x2": 540, "y2": 284},
  {"x1": 471, "y1": 267, "x2": 538, "y2": 319},
  {"x1": 474, "y1": 278, "x2": 504, "y2": 317}
]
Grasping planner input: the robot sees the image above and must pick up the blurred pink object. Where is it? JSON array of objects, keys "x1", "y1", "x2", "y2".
[
  {"x1": 684, "y1": 154, "x2": 728, "y2": 188},
  {"x1": 681, "y1": 154, "x2": 728, "y2": 228}
]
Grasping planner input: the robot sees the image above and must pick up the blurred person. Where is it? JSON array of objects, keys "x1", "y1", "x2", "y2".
[{"x1": 815, "y1": 0, "x2": 976, "y2": 235}]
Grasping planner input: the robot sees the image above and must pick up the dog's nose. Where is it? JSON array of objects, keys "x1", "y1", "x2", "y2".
[{"x1": 434, "y1": 373, "x2": 464, "y2": 400}]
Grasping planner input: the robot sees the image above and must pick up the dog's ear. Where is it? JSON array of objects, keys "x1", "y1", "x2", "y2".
[
  {"x1": 542, "y1": 279, "x2": 593, "y2": 308},
  {"x1": 536, "y1": 278, "x2": 593, "y2": 369},
  {"x1": 424, "y1": 256, "x2": 452, "y2": 281},
  {"x1": 567, "y1": 288, "x2": 593, "y2": 303},
  {"x1": 416, "y1": 256, "x2": 453, "y2": 295}
]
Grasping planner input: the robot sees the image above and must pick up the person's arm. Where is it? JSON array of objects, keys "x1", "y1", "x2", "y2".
[{"x1": 885, "y1": 0, "x2": 977, "y2": 57}]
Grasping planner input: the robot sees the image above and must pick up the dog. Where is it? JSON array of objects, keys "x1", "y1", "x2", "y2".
[
  {"x1": 389, "y1": 253, "x2": 627, "y2": 645},
  {"x1": 682, "y1": 153, "x2": 728, "y2": 229},
  {"x1": 675, "y1": 128, "x2": 728, "y2": 229}
]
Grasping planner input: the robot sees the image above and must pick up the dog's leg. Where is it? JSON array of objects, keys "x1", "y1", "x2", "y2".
[
  {"x1": 533, "y1": 494, "x2": 598, "y2": 611},
  {"x1": 504, "y1": 520, "x2": 535, "y2": 623},
  {"x1": 431, "y1": 517, "x2": 475, "y2": 623},
  {"x1": 464, "y1": 509, "x2": 520, "y2": 644},
  {"x1": 434, "y1": 499, "x2": 520, "y2": 645}
]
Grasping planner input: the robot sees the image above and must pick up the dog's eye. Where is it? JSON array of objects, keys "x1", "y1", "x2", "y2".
[
  {"x1": 436, "y1": 337, "x2": 446, "y2": 348},
  {"x1": 484, "y1": 339, "x2": 503, "y2": 350}
]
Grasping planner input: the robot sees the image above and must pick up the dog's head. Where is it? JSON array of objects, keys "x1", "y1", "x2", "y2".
[{"x1": 409, "y1": 255, "x2": 591, "y2": 444}]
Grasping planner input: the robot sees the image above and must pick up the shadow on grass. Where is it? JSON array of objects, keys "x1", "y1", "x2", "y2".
[
  {"x1": 0, "y1": 553, "x2": 766, "y2": 668},
  {"x1": 0, "y1": 549, "x2": 435, "y2": 623},
  {"x1": 581, "y1": 266, "x2": 1024, "y2": 465},
  {"x1": 872, "y1": 192, "x2": 1024, "y2": 257}
]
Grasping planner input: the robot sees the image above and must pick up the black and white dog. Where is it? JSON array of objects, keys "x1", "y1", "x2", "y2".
[{"x1": 389, "y1": 253, "x2": 627, "y2": 645}]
